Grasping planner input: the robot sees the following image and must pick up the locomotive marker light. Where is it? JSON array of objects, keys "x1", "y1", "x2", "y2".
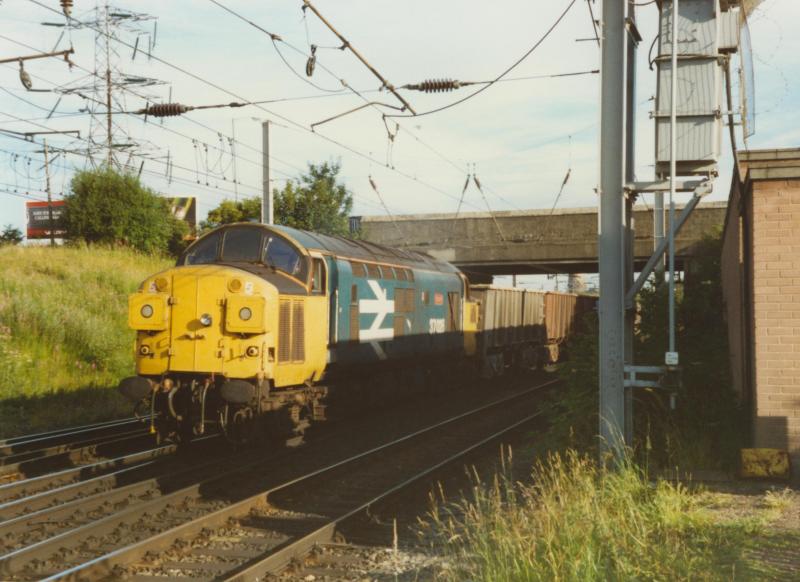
[
  {"x1": 200, "y1": 313, "x2": 213, "y2": 327},
  {"x1": 239, "y1": 307, "x2": 253, "y2": 321},
  {"x1": 154, "y1": 277, "x2": 169, "y2": 292},
  {"x1": 140, "y1": 304, "x2": 154, "y2": 318}
]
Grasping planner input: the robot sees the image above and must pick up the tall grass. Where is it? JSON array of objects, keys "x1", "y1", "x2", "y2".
[
  {"x1": 0, "y1": 244, "x2": 170, "y2": 436},
  {"x1": 425, "y1": 450, "x2": 755, "y2": 581}
]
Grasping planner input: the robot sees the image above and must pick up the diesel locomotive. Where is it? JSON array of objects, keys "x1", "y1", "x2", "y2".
[{"x1": 119, "y1": 222, "x2": 591, "y2": 443}]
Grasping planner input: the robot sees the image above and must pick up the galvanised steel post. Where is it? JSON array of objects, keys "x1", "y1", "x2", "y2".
[
  {"x1": 261, "y1": 120, "x2": 273, "y2": 225},
  {"x1": 668, "y1": 0, "x2": 678, "y2": 357},
  {"x1": 654, "y1": 192, "x2": 665, "y2": 276},
  {"x1": 624, "y1": 0, "x2": 638, "y2": 446},
  {"x1": 598, "y1": 0, "x2": 628, "y2": 460}
]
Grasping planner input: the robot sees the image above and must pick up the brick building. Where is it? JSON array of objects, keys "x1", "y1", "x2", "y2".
[{"x1": 721, "y1": 148, "x2": 800, "y2": 476}]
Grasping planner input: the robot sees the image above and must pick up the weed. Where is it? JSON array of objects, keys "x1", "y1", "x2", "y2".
[{"x1": 423, "y1": 450, "x2": 763, "y2": 581}]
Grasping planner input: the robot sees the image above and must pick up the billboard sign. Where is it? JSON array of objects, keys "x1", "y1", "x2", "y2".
[{"x1": 26, "y1": 200, "x2": 66, "y2": 239}]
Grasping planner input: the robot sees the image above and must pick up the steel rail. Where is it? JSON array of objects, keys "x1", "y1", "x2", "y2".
[
  {"x1": 0, "y1": 437, "x2": 221, "y2": 545},
  {"x1": 0, "y1": 434, "x2": 218, "y2": 520},
  {"x1": 227, "y1": 410, "x2": 544, "y2": 581},
  {"x1": 0, "y1": 429, "x2": 147, "y2": 467},
  {"x1": 0, "y1": 417, "x2": 150, "y2": 451},
  {"x1": 0, "y1": 442, "x2": 177, "y2": 503},
  {"x1": 34, "y1": 379, "x2": 557, "y2": 581},
  {"x1": 0, "y1": 431, "x2": 152, "y2": 479}
]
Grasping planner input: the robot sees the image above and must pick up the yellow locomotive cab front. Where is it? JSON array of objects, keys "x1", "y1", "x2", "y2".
[
  {"x1": 119, "y1": 224, "x2": 329, "y2": 444},
  {"x1": 128, "y1": 265, "x2": 278, "y2": 381}
]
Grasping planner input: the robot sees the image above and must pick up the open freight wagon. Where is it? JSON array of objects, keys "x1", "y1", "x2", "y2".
[{"x1": 468, "y1": 285, "x2": 594, "y2": 377}]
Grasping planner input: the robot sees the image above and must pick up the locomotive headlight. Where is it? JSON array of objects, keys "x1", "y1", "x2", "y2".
[
  {"x1": 139, "y1": 345, "x2": 151, "y2": 355},
  {"x1": 154, "y1": 277, "x2": 169, "y2": 292},
  {"x1": 245, "y1": 346, "x2": 259, "y2": 357},
  {"x1": 199, "y1": 313, "x2": 213, "y2": 327},
  {"x1": 140, "y1": 304, "x2": 154, "y2": 318},
  {"x1": 239, "y1": 307, "x2": 252, "y2": 321}
]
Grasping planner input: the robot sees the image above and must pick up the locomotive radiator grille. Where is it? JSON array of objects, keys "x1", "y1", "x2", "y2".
[
  {"x1": 278, "y1": 299, "x2": 306, "y2": 363},
  {"x1": 278, "y1": 300, "x2": 292, "y2": 362},
  {"x1": 291, "y1": 300, "x2": 305, "y2": 362}
]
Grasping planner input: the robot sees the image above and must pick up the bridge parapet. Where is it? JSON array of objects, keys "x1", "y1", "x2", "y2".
[{"x1": 356, "y1": 202, "x2": 727, "y2": 275}]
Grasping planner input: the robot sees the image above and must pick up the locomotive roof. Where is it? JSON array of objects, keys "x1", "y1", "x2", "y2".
[{"x1": 217, "y1": 223, "x2": 462, "y2": 275}]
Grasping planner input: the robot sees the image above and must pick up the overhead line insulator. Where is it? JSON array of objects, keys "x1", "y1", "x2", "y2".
[
  {"x1": 402, "y1": 79, "x2": 464, "y2": 93},
  {"x1": 139, "y1": 103, "x2": 191, "y2": 117},
  {"x1": 60, "y1": 0, "x2": 73, "y2": 17}
]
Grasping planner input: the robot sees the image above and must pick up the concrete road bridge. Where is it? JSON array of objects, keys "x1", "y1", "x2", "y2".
[{"x1": 354, "y1": 202, "x2": 727, "y2": 280}]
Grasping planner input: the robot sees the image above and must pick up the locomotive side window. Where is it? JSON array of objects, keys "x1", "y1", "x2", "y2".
[
  {"x1": 383, "y1": 266, "x2": 395, "y2": 280},
  {"x1": 263, "y1": 235, "x2": 308, "y2": 280},
  {"x1": 221, "y1": 227, "x2": 262, "y2": 263},
  {"x1": 311, "y1": 258, "x2": 326, "y2": 294},
  {"x1": 350, "y1": 261, "x2": 366, "y2": 277},
  {"x1": 395, "y1": 288, "x2": 416, "y2": 313},
  {"x1": 183, "y1": 231, "x2": 221, "y2": 265},
  {"x1": 367, "y1": 263, "x2": 380, "y2": 278}
]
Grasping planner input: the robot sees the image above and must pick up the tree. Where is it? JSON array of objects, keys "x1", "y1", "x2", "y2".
[
  {"x1": 63, "y1": 167, "x2": 186, "y2": 255},
  {"x1": 0, "y1": 225, "x2": 23, "y2": 246},
  {"x1": 275, "y1": 162, "x2": 353, "y2": 236},
  {"x1": 200, "y1": 161, "x2": 354, "y2": 236},
  {"x1": 200, "y1": 197, "x2": 261, "y2": 231}
]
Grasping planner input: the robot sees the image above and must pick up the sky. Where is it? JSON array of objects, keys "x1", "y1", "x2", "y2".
[{"x1": 0, "y1": 0, "x2": 798, "y2": 249}]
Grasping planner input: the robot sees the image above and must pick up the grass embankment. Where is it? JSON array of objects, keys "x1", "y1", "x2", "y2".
[
  {"x1": 0, "y1": 245, "x2": 170, "y2": 437},
  {"x1": 426, "y1": 451, "x2": 798, "y2": 581}
]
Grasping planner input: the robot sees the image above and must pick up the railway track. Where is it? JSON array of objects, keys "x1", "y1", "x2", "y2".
[
  {"x1": 0, "y1": 417, "x2": 155, "y2": 484},
  {"x1": 0, "y1": 377, "x2": 557, "y2": 581}
]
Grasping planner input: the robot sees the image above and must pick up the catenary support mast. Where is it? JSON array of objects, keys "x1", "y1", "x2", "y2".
[{"x1": 598, "y1": 0, "x2": 631, "y2": 460}]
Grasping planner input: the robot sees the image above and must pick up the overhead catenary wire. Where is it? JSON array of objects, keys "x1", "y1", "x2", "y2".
[
  {"x1": 27, "y1": 0, "x2": 474, "y2": 216},
  {"x1": 202, "y1": 0, "x2": 574, "y2": 214},
  {"x1": 0, "y1": 108, "x2": 391, "y2": 214},
  {"x1": 367, "y1": 175, "x2": 406, "y2": 244},
  {"x1": 21, "y1": 0, "x2": 525, "y2": 222},
  {"x1": 471, "y1": 170, "x2": 506, "y2": 243},
  {"x1": 0, "y1": 37, "x2": 304, "y2": 182},
  {"x1": 300, "y1": 0, "x2": 416, "y2": 114},
  {"x1": 202, "y1": 0, "x2": 493, "y2": 214},
  {"x1": 400, "y1": 69, "x2": 599, "y2": 93},
  {"x1": 585, "y1": 0, "x2": 600, "y2": 47},
  {"x1": 386, "y1": 0, "x2": 579, "y2": 119}
]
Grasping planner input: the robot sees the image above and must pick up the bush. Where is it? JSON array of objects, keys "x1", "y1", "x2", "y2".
[
  {"x1": 0, "y1": 225, "x2": 23, "y2": 246},
  {"x1": 546, "y1": 228, "x2": 743, "y2": 470},
  {"x1": 63, "y1": 166, "x2": 185, "y2": 255}
]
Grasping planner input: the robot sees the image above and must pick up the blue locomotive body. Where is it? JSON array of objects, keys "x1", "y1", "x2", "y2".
[{"x1": 273, "y1": 225, "x2": 468, "y2": 368}]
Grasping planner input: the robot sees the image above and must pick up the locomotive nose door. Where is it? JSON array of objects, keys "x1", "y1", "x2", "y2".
[{"x1": 169, "y1": 272, "x2": 226, "y2": 372}]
